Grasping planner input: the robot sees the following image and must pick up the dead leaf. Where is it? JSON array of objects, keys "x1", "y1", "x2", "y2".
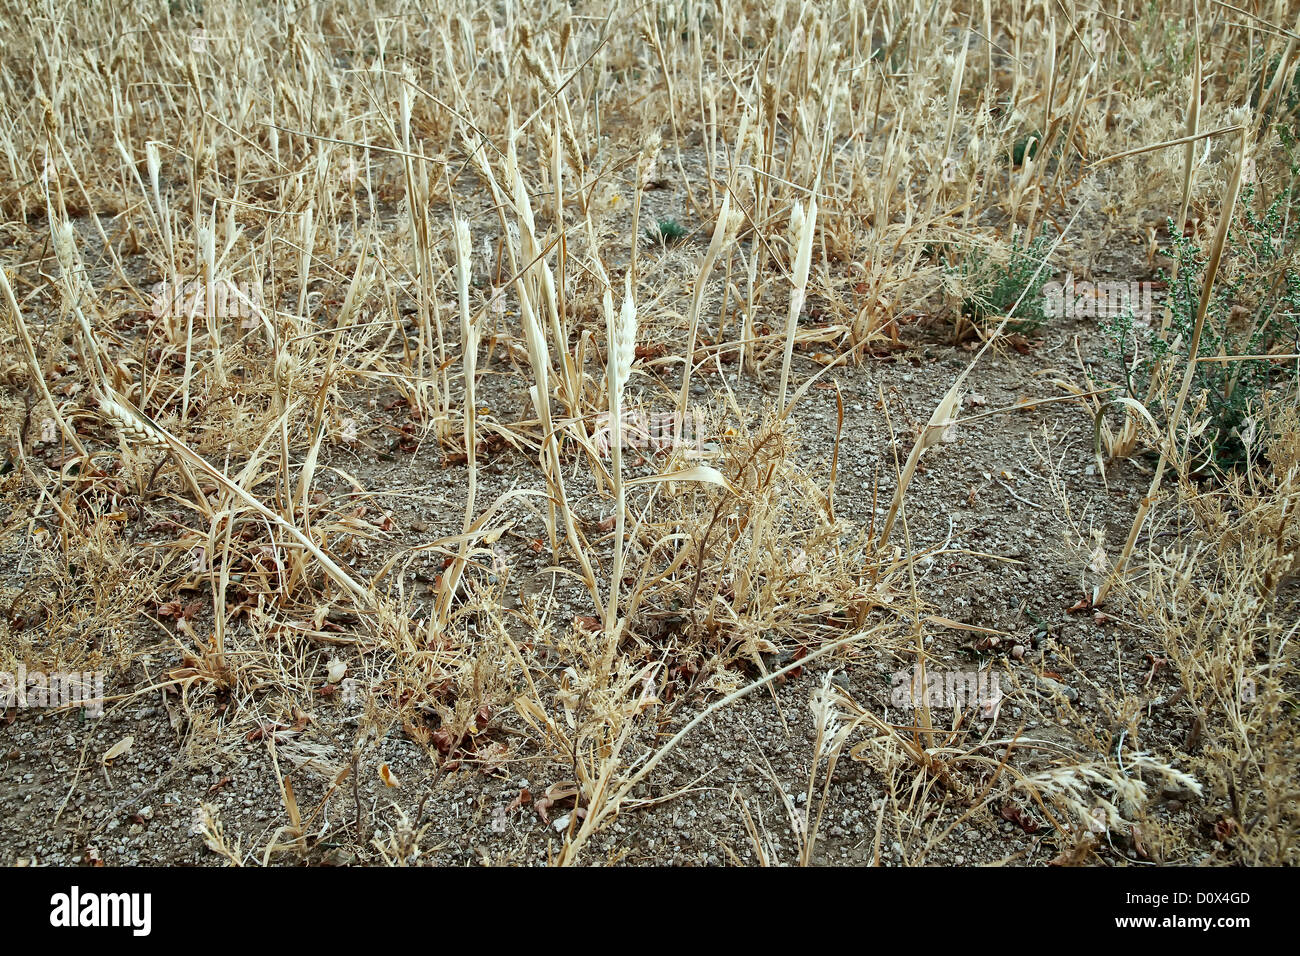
[
  {"x1": 1000, "y1": 801, "x2": 1040, "y2": 833},
  {"x1": 103, "y1": 736, "x2": 134, "y2": 763}
]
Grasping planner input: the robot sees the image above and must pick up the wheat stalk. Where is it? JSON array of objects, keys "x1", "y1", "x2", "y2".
[
  {"x1": 603, "y1": 275, "x2": 637, "y2": 647},
  {"x1": 437, "y1": 218, "x2": 479, "y2": 627},
  {"x1": 464, "y1": 130, "x2": 597, "y2": 604},
  {"x1": 777, "y1": 193, "x2": 818, "y2": 417},
  {"x1": 677, "y1": 191, "x2": 733, "y2": 419}
]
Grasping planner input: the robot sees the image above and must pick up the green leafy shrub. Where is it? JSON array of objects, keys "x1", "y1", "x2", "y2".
[
  {"x1": 951, "y1": 228, "x2": 1053, "y2": 333},
  {"x1": 1103, "y1": 143, "x2": 1300, "y2": 472}
]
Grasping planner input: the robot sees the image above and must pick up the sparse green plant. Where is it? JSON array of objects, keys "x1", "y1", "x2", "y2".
[
  {"x1": 1010, "y1": 131, "x2": 1042, "y2": 167},
  {"x1": 1103, "y1": 148, "x2": 1300, "y2": 472},
  {"x1": 951, "y1": 228, "x2": 1054, "y2": 334},
  {"x1": 644, "y1": 217, "x2": 689, "y2": 245}
]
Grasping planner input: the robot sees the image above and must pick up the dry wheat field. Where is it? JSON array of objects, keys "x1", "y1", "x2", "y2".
[{"x1": 0, "y1": 0, "x2": 1296, "y2": 868}]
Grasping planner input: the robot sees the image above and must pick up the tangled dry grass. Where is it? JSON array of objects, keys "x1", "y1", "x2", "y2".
[{"x1": 0, "y1": 0, "x2": 1296, "y2": 866}]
